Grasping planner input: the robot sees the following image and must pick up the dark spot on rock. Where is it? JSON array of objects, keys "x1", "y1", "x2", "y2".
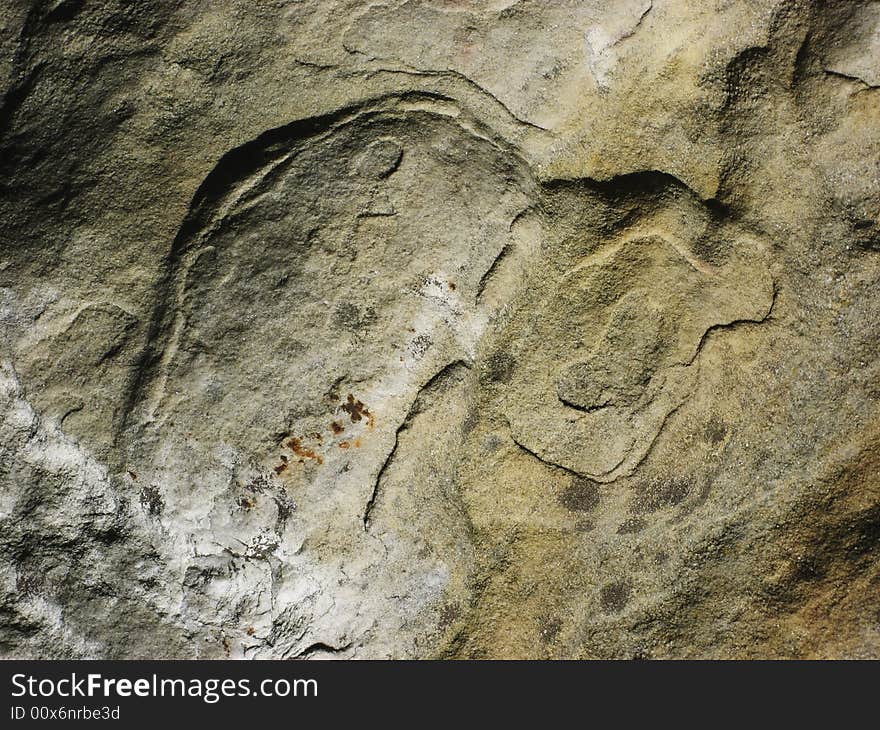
[
  {"x1": 16, "y1": 571, "x2": 43, "y2": 596},
  {"x1": 246, "y1": 627, "x2": 255, "y2": 636},
  {"x1": 462, "y1": 407, "x2": 479, "y2": 435},
  {"x1": 539, "y1": 616, "x2": 562, "y2": 644},
  {"x1": 324, "y1": 379, "x2": 343, "y2": 403},
  {"x1": 127, "y1": 470, "x2": 137, "y2": 480},
  {"x1": 46, "y1": 0, "x2": 85, "y2": 23},
  {"x1": 789, "y1": 553, "x2": 824, "y2": 582},
  {"x1": 617, "y1": 517, "x2": 646, "y2": 535},
  {"x1": 408, "y1": 333, "x2": 432, "y2": 359},
  {"x1": 139, "y1": 485, "x2": 164, "y2": 516},
  {"x1": 333, "y1": 301, "x2": 361, "y2": 330},
  {"x1": 331, "y1": 421, "x2": 344, "y2": 435},
  {"x1": 237, "y1": 495, "x2": 255, "y2": 510},
  {"x1": 448, "y1": 281, "x2": 456, "y2": 291},
  {"x1": 94, "y1": 524, "x2": 125, "y2": 544},
  {"x1": 245, "y1": 474, "x2": 271, "y2": 493},
  {"x1": 274, "y1": 489, "x2": 295, "y2": 531},
  {"x1": 600, "y1": 580, "x2": 632, "y2": 614},
  {"x1": 704, "y1": 418, "x2": 728, "y2": 445},
  {"x1": 483, "y1": 433, "x2": 503, "y2": 453},
  {"x1": 333, "y1": 302, "x2": 376, "y2": 332},
  {"x1": 274, "y1": 455, "x2": 289, "y2": 475},
  {"x1": 483, "y1": 351, "x2": 515, "y2": 384},
  {"x1": 560, "y1": 477, "x2": 600, "y2": 512},
  {"x1": 438, "y1": 603, "x2": 460, "y2": 629},
  {"x1": 844, "y1": 503, "x2": 880, "y2": 562},
  {"x1": 635, "y1": 476, "x2": 693, "y2": 513},
  {"x1": 339, "y1": 441, "x2": 350, "y2": 449}
]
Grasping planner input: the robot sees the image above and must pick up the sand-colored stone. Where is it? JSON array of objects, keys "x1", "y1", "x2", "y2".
[{"x1": 1, "y1": 0, "x2": 878, "y2": 658}]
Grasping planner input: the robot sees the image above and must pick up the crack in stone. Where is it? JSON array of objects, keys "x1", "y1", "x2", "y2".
[{"x1": 363, "y1": 360, "x2": 471, "y2": 530}]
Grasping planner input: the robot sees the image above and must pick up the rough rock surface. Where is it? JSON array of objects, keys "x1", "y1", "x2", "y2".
[{"x1": 1, "y1": 0, "x2": 878, "y2": 659}]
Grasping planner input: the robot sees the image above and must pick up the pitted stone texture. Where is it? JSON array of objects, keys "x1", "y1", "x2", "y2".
[{"x1": 1, "y1": 0, "x2": 879, "y2": 659}]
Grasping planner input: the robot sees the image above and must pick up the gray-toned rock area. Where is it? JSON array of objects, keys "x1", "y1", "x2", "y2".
[{"x1": 0, "y1": 0, "x2": 878, "y2": 659}]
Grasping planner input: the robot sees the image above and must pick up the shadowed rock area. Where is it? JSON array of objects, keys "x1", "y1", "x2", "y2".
[{"x1": 1, "y1": 0, "x2": 878, "y2": 659}]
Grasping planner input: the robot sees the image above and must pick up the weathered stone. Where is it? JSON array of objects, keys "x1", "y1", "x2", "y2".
[{"x1": 1, "y1": 0, "x2": 878, "y2": 659}]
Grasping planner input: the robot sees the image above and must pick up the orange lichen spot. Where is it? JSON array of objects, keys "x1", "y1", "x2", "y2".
[
  {"x1": 286, "y1": 436, "x2": 324, "y2": 465},
  {"x1": 330, "y1": 421, "x2": 344, "y2": 435},
  {"x1": 354, "y1": 439, "x2": 362, "y2": 448},
  {"x1": 339, "y1": 441, "x2": 350, "y2": 449}
]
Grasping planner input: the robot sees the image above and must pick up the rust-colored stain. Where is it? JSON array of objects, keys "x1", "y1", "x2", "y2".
[
  {"x1": 278, "y1": 390, "x2": 374, "y2": 468},
  {"x1": 274, "y1": 454, "x2": 289, "y2": 474},
  {"x1": 341, "y1": 393, "x2": 374, "y2": 429},
  {"x1": 246, "y1": 627, "x2": 255, "y2": 636},
  {"x1": 287, "y1": 436, "x2": 324, "y2": 465},
  {"x1": 449, "y1": 281, "x2": 456, "y2": 290}
]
